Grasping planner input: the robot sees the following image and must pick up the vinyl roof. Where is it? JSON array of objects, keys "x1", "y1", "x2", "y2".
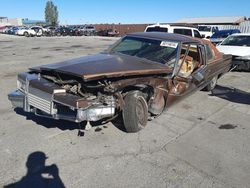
[
  {"x1": 127, "y1": 32, "x2": 200, "y2": 43},
  {"x1": 175, "y1": 16, "x2": 246, "y2": 25}
]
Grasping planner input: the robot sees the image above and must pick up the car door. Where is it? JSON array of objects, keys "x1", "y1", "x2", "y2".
[{"x1": 166, "y1": 43, "x2": 206, "y2": 106}]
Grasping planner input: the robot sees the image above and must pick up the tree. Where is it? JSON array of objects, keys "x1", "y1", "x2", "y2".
[{"x1": 45, "y1": 1, "x2": 58, "y2": 26}]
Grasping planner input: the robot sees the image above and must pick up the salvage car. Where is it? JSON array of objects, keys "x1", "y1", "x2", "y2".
[
  {"x1": 8, "y1": 32, "x2": 232, "y2": 133},
  {"x1": 217, "y1": 33, "x2": 250, "y2": 71}
]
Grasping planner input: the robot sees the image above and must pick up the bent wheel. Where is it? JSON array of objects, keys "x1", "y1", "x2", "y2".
[{"x1": 122, "y1": 91, "x2": 148, "y2": 133}]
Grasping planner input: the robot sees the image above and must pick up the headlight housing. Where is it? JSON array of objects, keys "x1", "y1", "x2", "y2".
[
  {"x1": 17, "y1": 73, "x2": 26, "y2": 92},
  {"x1": 17, "y1": 79, "x2": 26, "y2": 92}
]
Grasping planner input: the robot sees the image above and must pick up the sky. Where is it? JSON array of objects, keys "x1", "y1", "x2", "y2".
[{"x1": 1, "y1": 0, "x2": 250, "y2": 24}]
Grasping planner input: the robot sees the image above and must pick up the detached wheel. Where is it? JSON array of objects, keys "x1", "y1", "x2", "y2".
[
  {"x1": 123, "y1": 91, "x2": 148, "y2": 133},
  {"x1": 204, "y1": 76, "x2": 217, "y2": 91}
]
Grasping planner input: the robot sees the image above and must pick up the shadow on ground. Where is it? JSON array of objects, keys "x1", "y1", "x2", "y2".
[
  {"x1": 4, "y1": 151, "x2": 65, "y2": 188},
  {"x1": 15, "y1": 108, "x2": 79, "y2": 131},
  {"x1": 210, "y1": 85, "x2": 250, "y2": 105},
  {"x1": 14, "y1": 108, "x2": 124, "y2": 132}
]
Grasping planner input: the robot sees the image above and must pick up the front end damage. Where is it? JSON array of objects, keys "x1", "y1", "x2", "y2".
[{"x1": 8, "y1": 72, "x2": 116, "y2": 123}]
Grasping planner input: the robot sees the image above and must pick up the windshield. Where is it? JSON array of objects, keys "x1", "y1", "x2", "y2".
[
  {"x1": 110, "y1": 36, "x2": 179, "y2": 67},
  {"x1": 198, "y1": 26, "x2": 211, "y2": 32},
  {"x1": 221, "y1": 35, "x2": 250, "y2": 46}
]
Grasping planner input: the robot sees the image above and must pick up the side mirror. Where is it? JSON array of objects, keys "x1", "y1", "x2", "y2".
[
  {"x1": 206, "y1": 36, "x2": 210, "y2": 39},
  {"x1": 201, "y1": 34, "x2": 205, "y2": 38}
]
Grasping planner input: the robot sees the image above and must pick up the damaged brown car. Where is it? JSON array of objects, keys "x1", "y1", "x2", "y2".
[{"x1": 8, "y1": 32, "x2": 232, "y2": 132}]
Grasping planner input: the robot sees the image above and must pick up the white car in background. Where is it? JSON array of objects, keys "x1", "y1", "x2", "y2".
[
  {"x1": 30, "y1": 26, "x2": 49, "y2": 36},
  {"x1": 145, "y1": 24, "x2": 203, "y2": 38},
  {"x1": 217, "y1": 33, "x2": 250, "y2": 71},
  {"x1": 16, "y1": 27, "x2": 37, "y2": 37},
  {"x1": 198, "y1": 25, "x2": 219, "y2": 39}
]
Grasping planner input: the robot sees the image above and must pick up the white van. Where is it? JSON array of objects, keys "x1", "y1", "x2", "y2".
[{"x1": 145, "y1": 24, "x2": 203, "y2": 38}]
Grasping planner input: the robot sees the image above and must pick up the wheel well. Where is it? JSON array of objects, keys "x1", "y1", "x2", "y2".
[
  {"x1": 121, "y1": 84, "x2": 154, "y2": 101},
  {"x1": 218, "y1": 73, "x2": 223, "y2": 79}
]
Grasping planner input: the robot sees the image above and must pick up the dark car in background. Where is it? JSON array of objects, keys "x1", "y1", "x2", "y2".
[
  {"x1": 54, "y1": 26, "x2": 84, "y2": 36},
  {"x1": 54, "y1": 26, "x2": 72, "y2": 36},
  {"x1": 6, "y1": 26, "x2": 19, "y2": 35},
  {"x1": 210, "y1": 29, "x2": 241, "y2": 44},
  {"x1": 97, "y1": 29, "x2": 119, "y2": 37},
  {"x1": 69, "y1": 26, "x2": 84, "y2": 36}
]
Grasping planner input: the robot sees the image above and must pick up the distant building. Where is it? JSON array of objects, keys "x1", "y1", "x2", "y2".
[
  {"x1": 22, "y1": 19, "x2": 46, "y2": 26},
  {"x1": 0, "y1": 17, "x2": 46, "y2": 26},
  {"x1": 175, "y1": 16, "x2": 250, "y2": 33},
  {"x1": 175, "y1": 16, "x2": 246, "y2": 25},
  {"x1": 0, "y1": 16, "x2": 22, "y2": 26}
]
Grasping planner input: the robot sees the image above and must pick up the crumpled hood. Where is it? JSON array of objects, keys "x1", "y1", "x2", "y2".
[
  {"x1": 31, "y1": 53, "x2": 172, "y2": 81},
  {"x1": 216, "y1": 45, "x2": 250, "y2": 57}
]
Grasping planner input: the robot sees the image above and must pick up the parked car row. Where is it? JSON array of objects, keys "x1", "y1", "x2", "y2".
[
  {"x1": 0, "y1": 26, "x2": 48, "y2": 37},
  {"x1": 145, "y1": 23, "x2": 250, "y2": 71},
  {"x1": 0, "y1": 25, "x2": 118, "y2": 37}
]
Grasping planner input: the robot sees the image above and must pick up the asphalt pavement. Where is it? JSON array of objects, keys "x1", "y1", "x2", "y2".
[{"x1": 0, "y1": 34, "x2": 250, "y2": 188}]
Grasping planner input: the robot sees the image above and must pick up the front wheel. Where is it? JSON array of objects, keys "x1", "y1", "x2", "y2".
[
  {"x1": 204, "y1": 76, "x2": 217, "y2": 91},
  {"x1": 24, "y1": 32, "x2": 29, "y2": 37},
  {"x1": 122, "y1": 91, "x2": 148, "y2": 133}
]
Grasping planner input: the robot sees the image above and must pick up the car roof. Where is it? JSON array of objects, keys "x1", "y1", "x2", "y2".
[
  {"x1": 231, "y1": 33, "x2": 250, "y2": 36},
  {"x1": 216, "y1": 29, "x2": 240, "y2": 33},
  {"x1": 146, "y1": 24, "x2": 197, "y2": 30},
  {"x1": 127, "y1": 32, "x2": 201, "y2": 44}
]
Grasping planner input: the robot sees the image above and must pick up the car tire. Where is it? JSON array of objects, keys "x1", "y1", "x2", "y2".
[
  {"x1": 204, "y1": 76, "x2": 218, "y2": 91},
  {"x1": 24, "y1": 32, "x2": 29, "y2": 37},
  {"x1": 122, "y1": 91, "x2": 148, "y2": 133}
]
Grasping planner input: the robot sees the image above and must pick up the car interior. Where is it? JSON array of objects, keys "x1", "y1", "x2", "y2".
[{"x1": 178, "y1": 44, "x2": 200, "y2": 78}]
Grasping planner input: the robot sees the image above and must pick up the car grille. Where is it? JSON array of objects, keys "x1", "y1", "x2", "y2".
[{"x1": 28, "y1": 93, "x2": 52, "y2": 114}]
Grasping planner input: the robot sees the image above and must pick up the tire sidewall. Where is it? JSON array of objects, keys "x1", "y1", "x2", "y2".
[{"x1": 122, "y1": 91, "x2": 148, "y2": 133}]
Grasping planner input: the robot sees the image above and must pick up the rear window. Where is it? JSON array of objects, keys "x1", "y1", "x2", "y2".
[
  {"x1": 173, "y1": 29, "x2": 192, "y2": 36},
  {"x1": 146, "y1": 27, "x2": 168, "y2": 32}
]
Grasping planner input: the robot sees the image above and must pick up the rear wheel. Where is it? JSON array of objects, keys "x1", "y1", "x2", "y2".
[
  {"x1": 204, "y1": 76, "x2": 217, "y2": 91},
  {"x1": 122, "y1": 91, "x2": 148, "y2": 133}
]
